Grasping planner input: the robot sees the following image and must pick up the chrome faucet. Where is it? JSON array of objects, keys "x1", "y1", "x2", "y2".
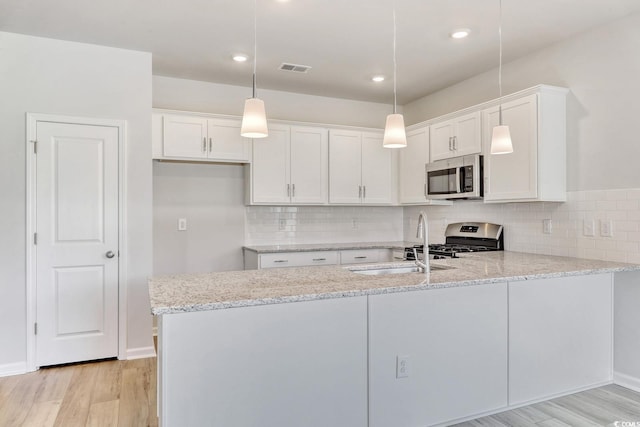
[{"x1": 413, "y1": 211, "x2": 430, "y2": 274}]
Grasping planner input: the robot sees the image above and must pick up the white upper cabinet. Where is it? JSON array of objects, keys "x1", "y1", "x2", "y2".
[
  {"x1": 153, "y1": 113, "x2": 250, "y2": 163},
  {"x1": 399, "y1": 127, "x2": 429, "y2": 204},
  {"x1": 483, "y1": 86, "x2": 568, "y2": 202},
  {"x1": 429, "y1": 111, "x2": 481, "y2": 161},
  {"x1": 329, "y1": 129, "x2": 395, "y2": 205},
  {"x1": 249, "y1": 124, "x2": 328, "y2": 205}
]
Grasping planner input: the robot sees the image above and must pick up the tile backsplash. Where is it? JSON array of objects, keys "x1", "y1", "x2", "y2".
[
  {"x1": 404, "y1": 188, "x2": 640, "y2": 264},
  {"x1": 246, "y1": 189, "x2": 640, "y2": 264},
  {"x1": 245, "y1": 206, "x2": 404, "y2": 245}
]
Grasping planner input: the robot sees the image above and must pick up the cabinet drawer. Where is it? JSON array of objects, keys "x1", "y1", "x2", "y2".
[
  {"x1": 340, "y1": 249, "x2": 391, "y2": 265},
  {"x1": 259, "y1": 251, "x2": 338, "y2": 269}
]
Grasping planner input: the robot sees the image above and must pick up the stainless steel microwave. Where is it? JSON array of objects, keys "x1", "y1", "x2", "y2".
[{"x1": 426, "y1": 155, "x2": 483, "y2": 199}]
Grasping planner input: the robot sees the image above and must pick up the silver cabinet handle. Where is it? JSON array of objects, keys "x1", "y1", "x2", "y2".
[
  {"x1": 358, "y1": 185, "x2": 362, "y2": 198},
  {"x1": 354, "y1": 256, "x2": 367, "y2": 259},
  {"x1": 209, "y1": 137, "x2": 212, "y2": 152},
  {"x1": 312, "y1": 258, "x2": 326, "y2": 261},
  {"x1": 287, "y1": 184, "x2": 291, "y2": 197},
  {"x1": 274, "y1": 260, "x2": 288, "y2": 263},
  {"x1": 453, "y1": 136, "x2": 457, "y2": 150},
  {"x1": 448, "y1": 137, "x2": 453, "y2": 151},
  {"x1": 424, "y1": 183, "x2": 427, "y2": 197},
  {"x1": 292, "y1": 184, "x2": 295, "y2": 197},
  {"x1": 363, "y1": 186, "x2": 366, "y2": 199},
  {"x1": 202, "y1": 137, "x2": 206, "y2": 152},
  {"x1": 106, "y1": 251, "x2": 115, "y2": 259}
]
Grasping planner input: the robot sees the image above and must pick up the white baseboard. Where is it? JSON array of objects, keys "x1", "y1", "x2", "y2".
[
  {"x1": 614, "y1": 371, "x2": 640, "y2": 393},
  {"x1": 126, "y1": 346, "x2": 156, "y2": 360},
  {"x1": 0, "y1": 361, "x2": 28, "y2": 377}
]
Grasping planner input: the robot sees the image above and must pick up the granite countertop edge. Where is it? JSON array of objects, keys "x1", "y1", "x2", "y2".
[
  {"x1": 242, "y1": 241, "x2": 410, "y2": 253},
  {"x1": 149, "y1": 262, "x2": 639, "y2": 315}
]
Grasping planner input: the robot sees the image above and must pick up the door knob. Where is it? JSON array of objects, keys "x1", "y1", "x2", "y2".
[{"x1": 106, "y1": 251, "x2": 116, "y2": 259}]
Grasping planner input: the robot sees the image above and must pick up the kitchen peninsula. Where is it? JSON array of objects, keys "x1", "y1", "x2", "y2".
[{"x1": 149, "y1": 252, "x2": 640, "y2": 427}]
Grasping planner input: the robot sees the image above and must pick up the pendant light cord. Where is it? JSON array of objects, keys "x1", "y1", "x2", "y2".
[
  {"x1": 393, "y1": 7, "x2": 398, "y2": 114},
  {"x1": 498, "y1": 0, "x2": 503, "y2": 125},
  {"x1": 252, "y1": 0, "x2": 257, "y2": 99}
]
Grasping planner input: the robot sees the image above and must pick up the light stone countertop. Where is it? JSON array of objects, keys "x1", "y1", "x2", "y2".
[
  {"x1": 149, "y1": 251, "x2": 640, "y2": 315},
  {"x1": 242, "y1": 241, "x2": 411, "y2": 253}
]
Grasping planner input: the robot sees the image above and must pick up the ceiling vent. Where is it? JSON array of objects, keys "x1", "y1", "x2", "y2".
[{"x1": 279, "y1": 63, "x2": 312, "y2": 73}]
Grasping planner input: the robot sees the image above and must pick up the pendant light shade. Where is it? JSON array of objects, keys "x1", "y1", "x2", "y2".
[
  {"x1": 241, "y1": 97, "x2": 268, "y2": 138},
  {"x1": 382, "y1": 8, "x2": 407, "y2": 149},
  {"x1": 491, "y1": 125, "x2": 513, "y2": 154},
  {"x1": 490, "y1": 0, "x2": 513, "y2": 155},
  {"x1": 383, "y1": 113, "x2": 407, "y2": 148},
  {"x1": 241, "y1": 0, "x2": 268, "y2": 139}
]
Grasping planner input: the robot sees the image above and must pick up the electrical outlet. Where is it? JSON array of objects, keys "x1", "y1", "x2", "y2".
[
  {"x1": 178, "y1": 218, "x2": 187, "y2": 231},
  {"x1": 352, "y1": 218, "x2": 358, "y2": 229},
  {"x1": 600, "y1": 220, "x2": 613, "y2": 237},
  {"x1": 543, "y1": 219, "x2": 552, "y2": 234},
  {"x1": 278, "y1": 219, "x2": 286, "y2": 231},
  {"x1": 583, "y1": 219, "x2": 595, "y2": 237},
  {"x1": 396, "y1": 355, "x2": 410, "y2": 379}
]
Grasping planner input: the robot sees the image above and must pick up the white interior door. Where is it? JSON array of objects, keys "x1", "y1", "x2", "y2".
[{"x1": 35, "y1": 121, "x2": 119, "y2": 366}]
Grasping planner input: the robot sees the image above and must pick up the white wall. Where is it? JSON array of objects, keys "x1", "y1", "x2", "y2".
[
  {"x1": 153, "y1": 162, "x2": 246, "y2": 274},
  {"x1": 153, "y1": 75, "x2": 393, "y2": 128},
  {"x1": 0, "y1": 32, "x2": 153, "y2": 369},
  {"x1": 404, "y1": 12, "x2": 640, "y2": 192}
]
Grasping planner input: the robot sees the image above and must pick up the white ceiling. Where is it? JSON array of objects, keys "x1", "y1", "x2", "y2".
[{"x1": 2, "y1": 0, "x2": 640, "y2": 104}]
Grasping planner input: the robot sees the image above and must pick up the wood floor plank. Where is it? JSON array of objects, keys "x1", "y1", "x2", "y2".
[
  {"x1": 573, "y1": 388, "x2": 640, "y2": 421},
  {"x1": 492, "y1": 410, "x2": 541, "y2": 427},
  {"x1": 529, "y1": 401, "x2": 602, "y2": 427},
  {"x1": 510, "y1": 404, "x2": 553, "y2": 423},
  {"x1": 92, "y1": 360, "x2": 122, "y2": 403},
  {"x1": 603, "y1": 384, "x2": 640, "y2": 405},
  {"x1": 117, "y1": 367, "x2": 150, "y2": 427},
  {"x1": 21, "y1": 399, "x2": 62, "y2": 427},
  {"x1": 0, "y1": 374, "x2": 21, "y2": 402},
  {"x1": 35, "y1": 366, "x2": 74, "y2": 403},
  {"x1": 552, "y1": 393, "x2": 621, "y2": 425},
  {"x1": 536, "y1": 418, "x2": 572, "y2": 427},
  {"x1": 86, "y1": 399, "x2": 119, "y2": 427},
  {"x1": 53, "y1": 364, "x2": 98, "y2": 427},
  {"x1": 0, "y1": 371, "x2": 42, "y2": 426}
]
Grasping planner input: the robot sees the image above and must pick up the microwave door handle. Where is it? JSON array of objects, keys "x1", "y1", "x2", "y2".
[{"x1": 456, "y1": 167, "x2": 462, "y2": 194}]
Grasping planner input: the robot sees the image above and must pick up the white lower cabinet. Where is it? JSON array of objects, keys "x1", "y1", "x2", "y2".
[
  {"x1": 158, "y1": 297, "x2": 368, "y2": 427},
  {"x1": 340, "y1": 249, "x2": 392, "y2": 265},
  {"x1": 258, "y1": 251, "x2": 338, "y2": 269},
  {"x1": 508, "y1": 274, "x2": 613, "y2": 405},
  {"x1": 368, "y1": 283, "x2": 508, "y2": 427}
]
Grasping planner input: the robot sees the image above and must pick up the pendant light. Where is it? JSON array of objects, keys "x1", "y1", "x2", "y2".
[
  {"x1": 382, "y1": 7, "x2": 407, "y2": 148},
  {"x1": 241, "y1": 0, "x2": 268, "y2": 138},
  {"x1": 490, "y1": 0, "x2": 513, "y2": 154}
]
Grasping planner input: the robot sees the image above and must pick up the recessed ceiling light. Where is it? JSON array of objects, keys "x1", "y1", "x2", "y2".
[
  {"x1": 450, "y1": 28, "x2": 471, "y2": 39},
  {"x1": 232, "y1": 54, "x2": 248, "y2": 62},
  {"x1": 372, "y1": 75, "x2": 385, "y2": 82}
]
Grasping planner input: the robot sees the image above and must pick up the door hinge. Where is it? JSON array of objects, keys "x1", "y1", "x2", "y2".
[
  {"x1": 34, "y1": 323, "x2": 38, "y2": 335},
  {"x1": 33, "y1": 233, "x2": 38, "y2": 245},
  {"x1": 31, "y1": 140, "x2": 37, "y2": 154}
]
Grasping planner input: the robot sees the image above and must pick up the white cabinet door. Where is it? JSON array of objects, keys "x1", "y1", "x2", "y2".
[
  {"x1": 509, "y1": 274, "x2": 613, "y2": 406},
  {"x1": 339, "y1": 249, "x2": 391, "y2": 265},
  {"x1": 329, "y1": 129, "x2": 362, "y2": 204},
  {"x1": 290, "y1": 126, "x2": 328, "y2": 204},
  {"x1": 369, "y1": 283, "x2": 508, "y2": 427},
  {"x1": 163, "y1": 115, "x2": 208, "y2": 159},
  {"x1": 361, "y1": 131, "x2": 394, "y2": 204},
  {"x1": 259, "y1": 251, "x2": 339, "y2": 268},
  {"x1": 399, "y1": 127, "x2": 429, "y2": 204},
  {"x1": 452, "y1": 111, "x2": 481, "y2": 156},
  {"x1": 429, "y1": 120, "x2": 454, "y2": 162},
  {"x1": 483, "y1": 94, "x2": 538, "y2": 202},
  {"x1": 207, "y1": 118, "x2": 249, "y2": 161},
  {"x1": 251, "y1": 124, "x2": 291, "y2": 204}
]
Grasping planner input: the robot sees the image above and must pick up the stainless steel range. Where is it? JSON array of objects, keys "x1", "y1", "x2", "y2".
[{"x1": 404, "y1": 222, "x2": 504, "y2": 260}]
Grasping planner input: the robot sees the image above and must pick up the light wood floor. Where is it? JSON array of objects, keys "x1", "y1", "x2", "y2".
[
  {"x1": 2, "y1": 357, "x2": 640, "y2": 427},
  {"x1": 0, "y1": 357, "x2": 157, "y2": 427},
  {"x1": 453, "y1": 384, "x2": 640, "y2": 427}
]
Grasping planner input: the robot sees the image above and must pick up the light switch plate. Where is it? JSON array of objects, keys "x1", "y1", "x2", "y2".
[
  {"x1": 396, "y1": 355, "x2": 410, "y2": 379},
  {"x1": 600, "y1": 220, "x2": 613, "y2": 237},
  {"x1": 178, "y1": 218, "x2": 187, "y2": 231},
  {"x1": 543, "y1": 219, "x2": 552, "y2": 234}
]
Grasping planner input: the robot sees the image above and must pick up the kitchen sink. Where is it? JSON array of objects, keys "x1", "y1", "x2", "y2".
[{"x1": 351, "y1": 264, "x2": 454, "y2": 275}]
